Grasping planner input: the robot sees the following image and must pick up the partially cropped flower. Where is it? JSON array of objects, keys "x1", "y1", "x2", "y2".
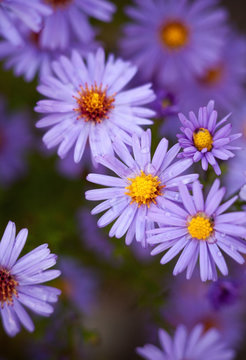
[
  {"x1": 0, "y1": 0, "x2": 51, "y2": 45},
  {"x1": 40, "y1": 0, "x2": 116, "y2": 50},
  {"x1": 35, "y1": 48, "x2": 156, "y2": 163},
  {"x1": 208, "y1": 278, "x2": 240, "y2": 310},
  {"x1": 137, "y1": 323, "x2": 235, "y2": 360},
  {"x1": 0, "y1": 221, "x2": 61, "y2": 337},
  {"x1": 177, "y1": 100, "x2": 241, "y2": 175},
  {"x1": 85, "y1": 129, "x2": 198, "y2": 247},
  {"x1": 0, "y1": 99, "x2": 32, "y2": 186},
  {"x1": 148, "y1": 179, "x2": 246, "y2": 281},
  {"x1": 121, "y1": 0, "x2": 228, "y2": 86},
  {"x1": 151, "y1": 87, "x2": 179, "y2": 118},
  {"x1": 178, "y1": 32, "x2": 246, "y2": 114},
  {"x1": 0, "y1": 25, "x2": 98, "y2": 82}
]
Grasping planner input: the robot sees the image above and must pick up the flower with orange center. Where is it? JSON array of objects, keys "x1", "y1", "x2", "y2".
[
  {"x1": 0, "y1": 268, "x2": 18, "y2": 307},
  {"x1": 160, "y1": 20, "x2": 189, "y2": 50},
  {"x1": 199, "y1": 66, "x2": 223, "y2": 86},
  {"x1": 187, "y1": 213, "x2": 213, "y2": 241},
  {"x1": 73, "y1": 83, "x2": 115, "y2": 124},
  {"x1": 193, "y1": 128, "x2": 213, "y2": 152},
  {"x1": 125, "y1": 170, "x2": 165, "y2": 207}
]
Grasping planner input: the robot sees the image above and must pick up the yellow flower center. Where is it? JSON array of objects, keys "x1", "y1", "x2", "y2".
[
  {"x1": 125, "y1": 171, "x2": 164, "y2": 207},
  {"x1": 45, "y1": 0, "x2": 72, "y2": 8},
  {"x1": 160, "y1": 21, "x2": 189, "y2": 50},
  {"x1": 0, "y1": 268, "x2": 18, "y2": 307},
  {"x1": 187, "y1": 214, "x2": 213, "y2": 240},
  {"x1": 193, "y1": 128, "x2": 213, "y2": 151},
  {"x1": 73, "y1": 83, "x2": 115, "y2": 123}
]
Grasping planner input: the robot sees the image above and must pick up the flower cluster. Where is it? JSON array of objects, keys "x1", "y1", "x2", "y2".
[{"x1": 0, "y1": 0, "x2": 246, "y2": 359}]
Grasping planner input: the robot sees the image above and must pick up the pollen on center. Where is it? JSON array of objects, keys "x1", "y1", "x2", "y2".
[
  {"x1": 187, "y1": 213, "x2": 213, "y2": 240},
  {"x1": 73, "y1": 83, "x2": 115, "y2": 123},
  {"x1": 0, "y1": 268, "x2": 18, "y2": 308},
  {"x1": 160, "y1": 20, "x2": 189, "y2": 50},
  {"x1": 125, "y1": 170, "x2": 165, "y2": 207},
  {"x1": 193, "y1": 128, "x2": 213, "y2": 151}
]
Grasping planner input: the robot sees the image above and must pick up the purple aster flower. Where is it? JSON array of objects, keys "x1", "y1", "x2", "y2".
[
  {"x1": 0, "y1": 0, "x2": 51, "y2": 45},
  {"x1": 177, "y1": 32, "x2": 246, "y2": 114},
  {"x1": 148, "y1": 179, "x2": 246, "y2": 281},
  {"x1": 121, "y1": 0, "x2": 228, "y2": 86},
  {"x1": 137, "y1": 323, "x2": 235, "y2": 360},
  {"x1": 0, "y1": 98, "x2": 32, "y2": 186},
  {"x1": 0, "y1": 25, "x2": 99, "y2": 82},
  {"x1": 177, "y1": 100, "x2": 241, "y2": 175},
  {"x1": 163, "y1": 273, "x2": 244, "y2": 347},
  {"x1": 40, "y1": 0, "x2": 116, "y2": 50},
  {"x1": 0, "y1": 221, "x2": 61, "y2": 337},
  {"x1": 151, "y1": 87, "x2": 179, "y2": 118},
  {"x1": 85, "y1": 129, "x2": 198, "y2": 247},
  {"x1": 35, "y1": 47, "x2": 156, "y2": 163}
]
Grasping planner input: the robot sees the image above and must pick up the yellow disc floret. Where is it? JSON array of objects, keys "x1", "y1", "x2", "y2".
[
  {"x1": 0, "y1": 268, "x2": 18, "y2": 307},
  {"x1": 125, "y1": 171, "x2": 164, "y2": 207},
  {"x1": 73, "y1": 83, "x2": 115, "y2": 123},
  {"x1": 193, "y1": 128, "x2": 213, "y2": 151},
  {"x1": 187, "y1": 214, "x2": 213, "y2": 240},
  {"x1": 160, "y1": 21, "x2": 189, "y2": 50}
]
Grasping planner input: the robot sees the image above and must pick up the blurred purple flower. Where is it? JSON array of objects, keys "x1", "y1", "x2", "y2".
[
  {"x1": 178, "y1": 32, "x2": 246, "y2": 114},
  {"x1": 0, "y1": 0, "x2": 51, "y2": 45},
  {"x1": 177, "y1": 100, "x2": 241, "y2": 175},
  {"x1": 0, "y1": 25, "x2": 99, "y2": 82},
  {"x1": 35, "y1": 48, "x2": 156, "y2": 163},
  {"x1": 148, "y1": 179, "x2": 246, "y2": 281},
  {"x1": 151, "y1": 87, "x2": 179, "y2": 118},
  {"x1": 40, "y1": 0, "x2": 116, "y2": 50},
  {"x1": 121, "y1": 0, "x2": 228, "y2": 86},
  {"x1": 85, "y1": 129, "x2": 198, "y2": 247},
  {"x1": 59, "y1": 257, "x2": 99, "y2": 313},
  {"x1": 163, "y1": 273, "x2": 244, "y2": 347},
  {"x1": 0, "y1": 99, "x2": 32, "y2": 186},
  {"x1": 0, "y1": 221, "x2": 61, "y2": 337},
  {"x1": 137, "y1": 323, "x2": 235, "y2": 360}
]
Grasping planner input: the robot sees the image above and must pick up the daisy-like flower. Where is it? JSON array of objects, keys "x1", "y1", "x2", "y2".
[
  {"x1": 0, "y1": 0, "x2": 51, "y2": 45},
  {"x1": 177, "y1": 100, "x2": 241, "y2": 175},
  {"x1": 121, "y1": 0, "x2": 228, "y2": 86},
  {"x1": 85, "y1": 129, "x2": 198, "y2": 247},
  {"x1": 137, "y1": 323, "x2": 235, "y2": 360},
  {"x1": 148, "y1": 179, "x2": 246, "y2": 281},
  {"x1": 40, "y1": 0, "x2": 116, "y2": 50},
  {"x1": 35, "y1": 48, "x2": 156, "y2": 163},
  {"x1": 0, "y1": 25, "x2": 99, "y2": 82},
  {"x1": 0, "y1": 221, "x2": 61, "y2": 337}
]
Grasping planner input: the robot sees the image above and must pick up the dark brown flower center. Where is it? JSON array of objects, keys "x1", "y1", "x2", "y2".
[
  {"x1": 45, "y1": 0, "x2": 72, "y2": 9},
  {"x1": 0, "y1": 268, "x2": 18, "y2": 307}
]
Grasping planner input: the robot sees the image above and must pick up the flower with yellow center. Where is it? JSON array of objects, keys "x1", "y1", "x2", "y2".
[
  {"x1": 0, "y1": 268, "x2": 18, "y2": 308},
  {"x1": 73, "y1": 83, "x2": 115, "y2": 123},
  {"x1": 125, "y1": 170, "x2": 165, "y2": 207},
  {"x1": 193, "y1": 128, "x2": 213, "y2": 151},
  {"x1": 187, "y1": 213, "x2": 213, "y2": 241},
  {"x1": 160, "y1": 21, "x2": 189, "y2": 50}
]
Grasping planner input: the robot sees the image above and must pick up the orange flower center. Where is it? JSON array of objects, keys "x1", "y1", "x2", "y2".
[
  {"x1": 160, "y1": 20, "x2": 189, "y2": 50},
  {"x1": 199, "y1": 66, "x2": 223, "y2": 86},
  {"x1": 45, "y1": 0, "x2": 72, "y2": 8},
  {"x1": 73, "y1": 83, "x2": 115, "y2": 123}
]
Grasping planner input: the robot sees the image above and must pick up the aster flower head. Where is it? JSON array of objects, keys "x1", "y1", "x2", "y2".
[
  {"x1": 137, "y1": 323, "x2": 235, "y2": 360},
  {"x1": 0, "y1": 0, "x2": 51, "y2": 45},
  {"x1": 40, "y1": 0, "x2": 116, "y2": 50},
  {"x1": 85, "y1": 129, "x2": 198, "y2": 247},
  {"x1": 35, "y1": 48, "x2": 156, "y2": 164},
  {"x1": 208, "y1": 278, "x2": 240, "y2": 310},
  {"x1": 121, "y1": 0, "x2": 228, "y2": 86},
  {"x1": 0, "y1": 221, "x2": 61, "y2": 337},
  {"x1": 151, "y1": 87, "x2": 179, "y2": 118},
  {"x1": 148, "y1": 179, "x2": 246, "y2": 281},
  {"x1": 177, "y1": 100, "x2": 241, "y2": 175}
]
